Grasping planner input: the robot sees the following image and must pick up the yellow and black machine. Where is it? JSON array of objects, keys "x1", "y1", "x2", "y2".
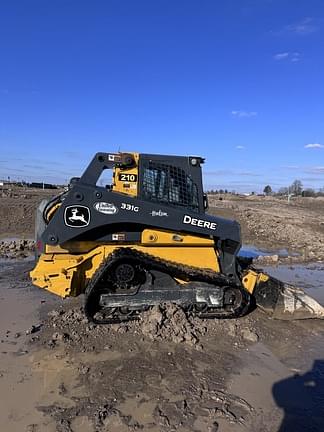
[{"x1": 30, "y1": 152, "x2": 324, "y2": 323}]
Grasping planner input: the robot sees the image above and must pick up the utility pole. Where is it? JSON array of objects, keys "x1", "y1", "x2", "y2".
[{"x1": 288, "y1": 186, "x2": 291, "y2": 204}]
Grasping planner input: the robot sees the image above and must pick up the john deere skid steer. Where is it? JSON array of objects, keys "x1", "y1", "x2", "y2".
[{"x1": 30, "y1": 152, "x2": 324, "y2": 322}]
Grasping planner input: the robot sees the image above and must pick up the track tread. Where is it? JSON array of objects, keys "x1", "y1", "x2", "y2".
[{"x1": 84, "y1": 247, "x2": 250, "y2": 323}]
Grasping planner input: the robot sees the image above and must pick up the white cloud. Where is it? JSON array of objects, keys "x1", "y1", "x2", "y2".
[
  {"x1": 304, "y1": 166, "x2": 324, "y2": 174},
  {"x1": 280, "y1": 165, "x2": 300, "y2": 169},
  {"x1": 312, "y1": 167, "x2": 324, "y2": 173},
  {"x1": 291, "y1": 52, "x2": 301, "y2": 62},
  {"x1": 204, "y1": 170, "x2": 233, "y2": 176},
  {"x1": 274, "y1": 52, "x2": 300, "y2": 62},
  {"x1": 272, "y1": 18, "x2": 319, "y2": 37},
  {"x1": 304, "y1": 143, "x2": 324, "y2": 149},
  {"x1": 286, "y1": 17, "x2": 318, "y2": 35},
  {"x1": 274, "y1": 52, "x2": 289, "y2": 60},
  {"x1": 238, "y1": 172, "x2": 261, "y2": 177},
  {"x1": 235, "y1": 145, "x2": 245, "y2": 149},
  {"x1": 231, "y1": 110, "x2": 257, "y2": 118}
]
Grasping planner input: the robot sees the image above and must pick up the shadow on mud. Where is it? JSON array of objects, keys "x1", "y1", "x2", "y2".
[{"x1": 273, "y1": 360, "x2": 324, "y2": 432}]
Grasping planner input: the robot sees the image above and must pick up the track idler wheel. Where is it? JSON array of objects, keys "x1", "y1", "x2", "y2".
[
  {"x1": 223, "y1": 287, "x2": 244, "y2": 311},
  {"x1": 191, "y1": 286, "x2": 251, "y2": 319}
]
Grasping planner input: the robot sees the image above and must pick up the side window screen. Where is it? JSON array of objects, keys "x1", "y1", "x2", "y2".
[{"x1": 142, "y1": 161, "x2": 199, "y2": 211}]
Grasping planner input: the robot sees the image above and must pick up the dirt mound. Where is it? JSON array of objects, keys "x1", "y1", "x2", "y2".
[
  {"x1": 137, "y1": 304, "x2": 261, "y2": 347},
  {"x1": 139, "y1": 304, "x2": 202, "y2": 346},
  {"x1": 37, "y1": 303, "x2": 261, "y2": 355},
  {"x1": 0, "y1": 189, "x2": 56, "y2": 237}
]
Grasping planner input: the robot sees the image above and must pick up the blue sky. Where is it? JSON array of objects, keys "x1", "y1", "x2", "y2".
[{"x1": 0, "y1": 0, "x2": 323, "y2": 192}]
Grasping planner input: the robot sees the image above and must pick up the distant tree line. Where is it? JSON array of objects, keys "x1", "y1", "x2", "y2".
[
  {"x1": 263, "y1": 180, "x2": 324, "y2": 197},
  {"x1": 207, "y1": 179, "x2": 324, "y2": 197}
]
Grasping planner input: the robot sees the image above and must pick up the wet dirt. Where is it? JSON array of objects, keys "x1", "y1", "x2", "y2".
[{"x1": 0, "y1": 261, "x2": 323, "y2": 431}]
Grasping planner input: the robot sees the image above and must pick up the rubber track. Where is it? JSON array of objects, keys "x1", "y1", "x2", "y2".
[{"x1": 84, "y1": 247, "x2": 250, "y2": 323}]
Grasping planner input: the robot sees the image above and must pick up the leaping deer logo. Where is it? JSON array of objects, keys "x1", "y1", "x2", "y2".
[
  {"x1": 69, "y1": 208, "x2": 87, "y2": 224},
  {"x1": 64, "y1": 205, "x2": 90, "y2": 227}
]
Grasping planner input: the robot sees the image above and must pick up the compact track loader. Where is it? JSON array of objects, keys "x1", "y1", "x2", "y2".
[{"x1": 30, "y1": 152, "x2": 324, "y2": 322}]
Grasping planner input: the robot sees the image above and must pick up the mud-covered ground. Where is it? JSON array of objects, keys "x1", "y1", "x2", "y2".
[
  {"x1": 1, "y1": 260, "x2": 324, "y2": 432},
  {"x1": 0, "y1": 189, "x2": 324, "y2": 431}
]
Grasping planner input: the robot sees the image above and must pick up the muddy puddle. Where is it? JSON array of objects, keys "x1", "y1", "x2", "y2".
[
  {"x1": 0, "y1": 261, "x2": 60, "y2": 431},
  {"x1": 239, "y1": 244, "x2": 300, "y2": 259},
  {"x1": 262, "y1": 263, "x2": 324, "y2": 305},
  {"x1": 240, "y1": 244, "x2": 324, "y2": 307}
]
